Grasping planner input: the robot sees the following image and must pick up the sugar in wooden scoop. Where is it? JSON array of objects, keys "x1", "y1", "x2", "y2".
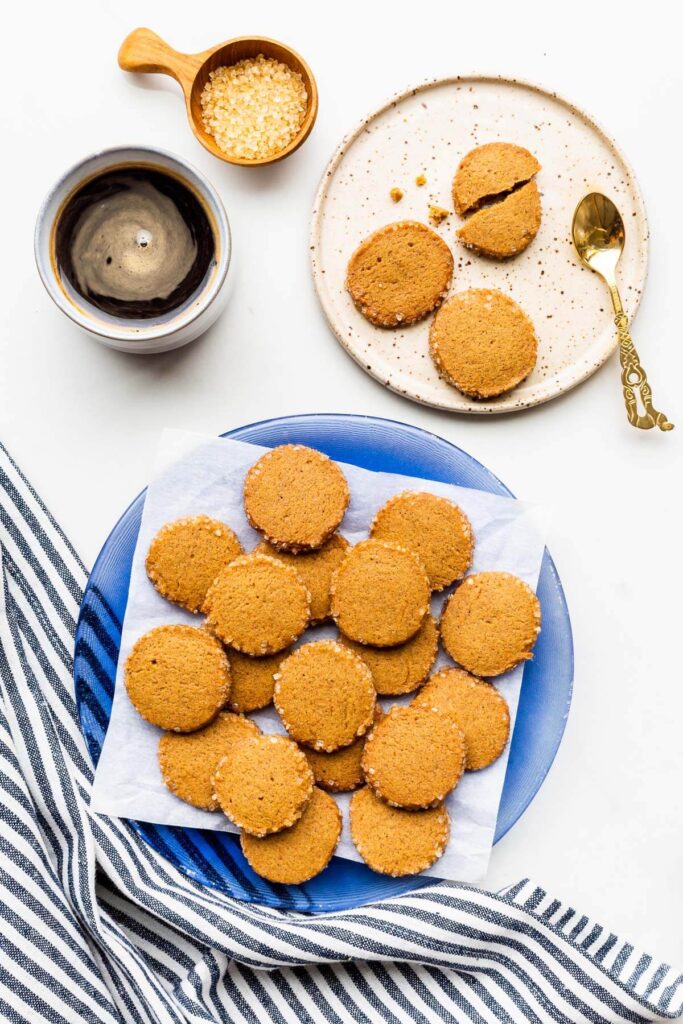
[{"x1": 200, "y1": 54, "x2": 308, "y2": 161}]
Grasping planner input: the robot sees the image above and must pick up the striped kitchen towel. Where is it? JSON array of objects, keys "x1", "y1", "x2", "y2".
[{"x1": 0, "y1": 440, "x2": 680, "y2": 1024}]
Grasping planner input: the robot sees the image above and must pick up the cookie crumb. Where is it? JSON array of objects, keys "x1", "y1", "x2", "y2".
[
  {"x1": 389, "y1": 187, "x2": 404, "y2": 203},
  {"x1": 415, "y1": 174, "x2": 427, "y2": 186},
  {"x1": 428, "y1": 205, "x2": 449, "y2": 225}
]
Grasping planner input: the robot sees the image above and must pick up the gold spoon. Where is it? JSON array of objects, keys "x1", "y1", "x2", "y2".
[{"x1": 572, "y1": 192, "x2": 673, "y2": 430}]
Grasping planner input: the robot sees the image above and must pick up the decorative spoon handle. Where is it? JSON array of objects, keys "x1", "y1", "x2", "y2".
[{"x1": 608, "y1": 285, "x2": 674, "y2": 431}]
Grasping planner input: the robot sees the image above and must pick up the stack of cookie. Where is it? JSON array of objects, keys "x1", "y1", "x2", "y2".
[
  {"x1": 125, "y1": 443, "x2": 541, "y2": 884},
  {"x1": 346, "y1": 142, "x2": 542, "y2": 401}
]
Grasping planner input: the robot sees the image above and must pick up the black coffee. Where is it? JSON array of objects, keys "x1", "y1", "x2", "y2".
[{"x1": 54, "y1": 166, "x2": 216, "y2": 319}]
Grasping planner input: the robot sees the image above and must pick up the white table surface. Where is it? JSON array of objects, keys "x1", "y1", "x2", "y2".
[{"x1": 2, "y1": 0, "x2": 681, "y2": 967}]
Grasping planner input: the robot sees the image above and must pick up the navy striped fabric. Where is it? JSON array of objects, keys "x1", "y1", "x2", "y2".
[{"x1": 0, "y1": 441, "x2": 680, "y2": 1024}]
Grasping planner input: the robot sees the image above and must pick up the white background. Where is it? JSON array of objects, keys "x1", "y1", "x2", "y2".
[{"x1": 1, "y1": 0, "x2": 681, "y2": 966}]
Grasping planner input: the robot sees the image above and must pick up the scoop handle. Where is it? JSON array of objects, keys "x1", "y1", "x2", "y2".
[{"x1": 118, "y1": 28, "x2": 201, "y2": 92}]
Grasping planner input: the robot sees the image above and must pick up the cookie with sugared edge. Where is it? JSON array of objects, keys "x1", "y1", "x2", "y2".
[
  {"x1": 212, "y1": 732, "x2": 313, "y2": 837},
  {"x1": 349, "y1": 787, "x2": 450, "y2": 876},
  {"x1": 125, "y1": 625, "x2": 230, "y2": 732},
  {"x1": 370, "y1": 491, "x2": 474, "y2": 591},
  {"x1": 243, "y1": 445, "x2": 349, "y2": 553},
  {"x1": 330, "y1": 539, "x2": 430, "y2": 647},
  {"x1": 341, "y1": 614, "x2": 438, "y2": 696},
  {"x1": 254, "y1": 534, "x2": 349, "y2": 623},
  {"x1": 145, "y1": 515, "x2": 243, "y2": 614},
  {"x1": 457, "y1": 180, "x2": 541, "y2": 258},
  {"x1": 274, "y1": 640, "x2": 376, "y2": 752},
  {"x1": 303, "y1": 705, "x2": 384, "y2": 793},
  {"x1": 346, "y1": 221, "x2": 454, "y2": 327},
  {"x1": 158, "y1": 712, "x2": 260, "y2": 810},
  {"x1": 204, "y1": 552, "x2": 310, "y2": 656},
  {"x1": 240, "y1": 787, "x2": 342, "y2": 884},
  {"x1": 361, "y1": 704, "x2": 466, "y2": 809},
  {"x1": 453, "y1": 142, "x2": 541, "y2": 216},
  {"x1": 226, "y1": 649, "x2": 283, "y2": 713},
  {"x1": 440, "y1": 571, "x2": 541, "y2": 677},
  {"x1": 413, "y1": 667, "x2": 510, "y2": 771},
  {"x1": 430, "y1": 289, "x2": 537, "y2": 400}
]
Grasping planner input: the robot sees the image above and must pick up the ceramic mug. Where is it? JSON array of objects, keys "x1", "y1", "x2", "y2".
[{"x1": 34, "y1": 146, "x2": 232, "y2": 354}]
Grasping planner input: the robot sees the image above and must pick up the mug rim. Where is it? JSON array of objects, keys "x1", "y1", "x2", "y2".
[{"x1": 34, "y1": 145, "x2": 231, "y2": 346}]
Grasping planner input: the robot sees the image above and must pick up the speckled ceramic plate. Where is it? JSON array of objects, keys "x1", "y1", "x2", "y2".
[{"x1": 311, "y1": 76, "x2": 648, "y2": 414}]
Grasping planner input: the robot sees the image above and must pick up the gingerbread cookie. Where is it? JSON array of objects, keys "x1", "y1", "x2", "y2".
[
  {"x1": 125, "y1": 625, "x2": 230, "y2": 732},
  {"x1": 330, "y1": 539, "x2": 430, "y2": 647},
  {"x1": 346, "y1": 221, "x2": 454, "y2": 327},
  {"x1": 244, "y1": 445, "x2": 349, "y2": 552},
  {"x1": 158, "y1": 712, "x2": 260, "y2": 809},
  {"x1": 341, "y1": 614, "x2": 438, "y2": 696},
  {"x1": 240, "y1": 787, "x2": 342, "y2": 884},
  {"x1": 303, "y1": 706, "x2": 384, "y2": 792},
  {"x1": 429, "y1": 289, "x2": 538, "y2": 399},
  {"x1": 453, "y1": 142, "x2": 541, "y2": 216},
  {"x1": 204, "y1": 553, "x2": 310, "y2": 655},
  {"x1": 457, "y1": 180, "x2": 541, "y2": 258},
  {"x1": 254, "y1": 534, "x2": 349, "y2": 623},
  {"x1": 145, "y1": 515, "x2": 243, "y2": 614},
  {"x1": 413, "y1": 667, "x2": 510, "y2": 770},
  {"x1": 361, "y1": 704, "x2": 465, "y2": 809},
  {"x1": 370, "y1": 491, "x2": 474, "y2": 590},
  {"x1": 440, "y1": 571, "x2": 541, "y2": 677},
  {"x1": 212, "y1": 732, "x2": 313, "y2": 836},
  {"x1": 349, "y1": 787, "x2": 450, "y2": 877},
  {"x1": 274, "y1": 640, "x2": 376, "y2": 752},
  {"x1": 227, "y1": 649, "x2": 283, "y2": 713}
]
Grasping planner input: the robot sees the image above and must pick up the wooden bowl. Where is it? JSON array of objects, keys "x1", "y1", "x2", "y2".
[{"x1": 118, "y1": 28, "x2": 318, "y2": 167}]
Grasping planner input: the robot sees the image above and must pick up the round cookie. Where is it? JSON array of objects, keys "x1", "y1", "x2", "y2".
[
  {"x1": 240, "y1": 788, "x2": 342, "y2": 884},
  {"x1": 274, "y1": 640, "x2": 376, "y2": 752},
  {"x1": 227, "y1": 649, "x2": 284, "y2": 713},
  {"x1": 204, "y1": 553, "x2": 310, "y2": 655},
  {"x1": 212, "y1": 732, "x2": 314, "y2": 837},
  {"x1": 244, "y1": 445, "x2": 349, "y2": 552},
  {"x1": 429, "y1": 289, "x2": 538, "y2": 400},
  {"x1": 254, "y1": 534, "x2": 349, "y2": 623},
  {"x1": 346, "y1": 221, "x2": 454, "y2": 327},
  {"x1": 453, "y1": 142, "x2": 541, "y2": 216},
  {"x1": 341, "y1": 614, "x2": 438, "y2": 696},
  {"x1": 330, "y1": 539, "x2": 430, "y2": 647},
  {"x1": 413, "y1": 668, "x2": 510, "y2": 771},
  {"x1": 349, "y1": 787, "x2": 450, "y2": 877},
  {"x1": 456, "y1": 180, "x2": 541, "y2": 259},
  {"x1": 370, "y1": 491, "x2": 474, "y2": 591},
  {"x1": 158, "y1": 712, "x2": 260, "y2": 809},
  {"x1": 125, "y1": 625, "x2": 230, "y2": 732},
  {"x1": 145, "y1": 515, "x2": 243, "y2": 613},
  {"x1": 440, "y1": 571, "x2": 541, "y2": 677},
  {"x1": 361, "y1": 705, "x2": 466, "y2": 809},
  {"x1": 304, "y1": 706, "x2": 384, "y2": 792}
]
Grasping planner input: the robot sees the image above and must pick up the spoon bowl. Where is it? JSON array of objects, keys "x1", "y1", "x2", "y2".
[
  {"x1": 118, "y1": 28, "x2": 318, "y2": 167},
  {"x1": 572, "y1": 192, "x2": 625, "y2": 282}
]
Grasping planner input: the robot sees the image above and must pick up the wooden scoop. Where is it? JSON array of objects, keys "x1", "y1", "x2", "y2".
[{"x1": 118, "y1": 28, "x2": 318, "y2": 167}]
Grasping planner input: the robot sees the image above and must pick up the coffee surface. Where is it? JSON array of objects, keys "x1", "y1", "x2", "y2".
[{"x1": 55, "y1": 167, "x2": 215, "y2": 318}]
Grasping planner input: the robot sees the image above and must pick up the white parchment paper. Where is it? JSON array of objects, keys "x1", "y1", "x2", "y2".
[{"x1": 91, "y1": 429, "x2": 545, "y2": 883}]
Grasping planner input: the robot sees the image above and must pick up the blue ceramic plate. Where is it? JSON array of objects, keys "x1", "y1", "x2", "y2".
[{"x1": 74, "y1": 414, "x2": 573, "y2": 912}]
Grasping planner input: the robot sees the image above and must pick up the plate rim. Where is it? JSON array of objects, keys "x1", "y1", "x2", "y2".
[
  {"x1": 310, "y1": 73, "x2": 649, "y2": 414},
  {"x1": 75, "y1": 412, "x2": 574, "y2": 908}
]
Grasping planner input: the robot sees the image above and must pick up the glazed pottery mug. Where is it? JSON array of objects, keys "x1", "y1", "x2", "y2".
[{"x1": 35, "y1": 146, "x2": 232, "y2": 354}]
